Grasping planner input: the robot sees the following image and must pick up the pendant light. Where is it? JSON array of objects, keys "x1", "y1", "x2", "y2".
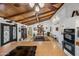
[
  {"x1": 29, "y1": 3, "x2": 44, "y2": 8},
  {"x1": 29, "y1": 3, "x2": 44, "y2": 23},
  {"x1": 39, "y1": 3, "x2": 44, "y2": 8},
  {"x1": 35, "y1": 5, "x2": 40, "y2": 12},
  {"x1": 29, "y1": 3, "x2": 35, "y2": 8}
]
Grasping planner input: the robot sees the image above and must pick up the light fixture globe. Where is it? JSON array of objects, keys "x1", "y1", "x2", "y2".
[
  {"x1": 29, "y1": 3, "x2": 44, "y2": 8},
  {"x1": 39, "y1": 3, "x2": 44, "y2": 8},
  {"x1": 29, "y1": 3, "x2": 35, "y2": 8},
  {"x1": 35, "y1": 6, "x2": 40, "y2": 12},
  {"x1": 29, "y1": 3, "x2": 44, "y2": 23}
]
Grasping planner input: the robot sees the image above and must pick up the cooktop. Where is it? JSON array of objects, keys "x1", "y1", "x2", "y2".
[{"x1": 5, "y1": 46, "x2": 37, "y2": 56}]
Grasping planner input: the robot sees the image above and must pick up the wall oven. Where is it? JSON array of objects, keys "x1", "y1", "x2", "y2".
[
  {"x1": 63, "y1": 29, "x2": 75, "y2": 56},
  {"x1": 63, "y1": 41, "x2": 75, "y2": 56}
]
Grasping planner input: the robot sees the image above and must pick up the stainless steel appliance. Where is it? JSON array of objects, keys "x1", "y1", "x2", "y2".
[{"x1": 63, "y1": 29, "x2": 75, "y2": 56}]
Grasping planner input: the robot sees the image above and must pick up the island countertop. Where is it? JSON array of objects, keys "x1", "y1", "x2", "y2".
[{"x1": 0, "y1": 37, "x2": 65, "y2": 56}]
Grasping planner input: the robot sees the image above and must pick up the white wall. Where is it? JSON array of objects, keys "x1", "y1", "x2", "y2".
[
  {"x1": 50, "y1": 3, "x2": 79, "y2": 55},
  {"x1": 27, "y1": 3, "x2": 79, "y2": 42},
  {"x1": 75, "y1": 16, "x2": 79, "y2": 40},
  {"x1": 50, "y1": 3, "x2": 79, "y2": 48}
]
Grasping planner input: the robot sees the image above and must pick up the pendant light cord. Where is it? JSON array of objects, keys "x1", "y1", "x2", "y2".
[{"x1": 35, "y1": 12, "x2": 39, "y2": 22}]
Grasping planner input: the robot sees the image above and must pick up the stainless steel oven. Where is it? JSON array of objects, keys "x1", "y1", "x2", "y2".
[
  {"x1": 63, "y1": 41, "x2": 75, "y2": 56},
  {"x1": 64, "y1": 29, "x2": 75, "y2": 44},
  {"x1": 63, "y1": 29, "x2": 75, "y2": 56}
]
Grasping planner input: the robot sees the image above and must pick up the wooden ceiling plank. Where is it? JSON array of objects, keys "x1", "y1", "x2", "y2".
[
  {"x1": 17, "y1": 3, "x2": 63, "y2": 23},
  {"x1": 19, "y1": 12, "x2": 53, "y2": 23},
  {"x1": 22, "y1": 15, "x2": 52, "y2": 24},
  {"x1": 25, "y1": 20, "x2": 37, "y2": 25},
  {"x1": 24, "y1": 14, "x2": 52, "y2": 24},
  {"x1": 17, "y1": 10, "x2": 54, "y2": 22},
  {"x1": 7, "y1": 9, "x2": 33, "y2": 18},
  {"x1": 24, "y1": 3, "x2": 64, "y2": 25},
  {"x1": 21, "y1": 11, "x2": 53, "y2": 23},
  {"x1": 25, "y1": 14, "x2": 52, "y2": 25},
  {"x1": 52, "y1": 3, "x2": 63, "y2": 8},
  {"x1": 9, "y1": 6, "x2": 50, "y2": 21},
  {"x1": 0, "y1": 3, "x2": 63, "y2": 25}
]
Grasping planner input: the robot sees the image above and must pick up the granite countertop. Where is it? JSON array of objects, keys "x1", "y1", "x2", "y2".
[{"x1": 0, "y1": 37, "x2": 65, "y2": 56}]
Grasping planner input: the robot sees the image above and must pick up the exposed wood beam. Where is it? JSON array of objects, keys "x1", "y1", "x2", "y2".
[
  {"x1": 39, "y1": 15, "x2": 52, "y2": 22},
  {"x1": 25, "y1": 20, "x2": 37, "y2": 25},
  {"x1": 49, "y1": 4, "x2": 58, "y2": 11},
  {"x1": 21, "y1": 11, "x2": 54, "y2": 23},
  {"x1": 25, "y1": 14, "x2": 52, "y2": 25},
  {"x1": 24, "y1": 14, "x2": 52, "y2": 25},
  {"x1": 51, "y1": 3, "x2": 63, "y2": 8},
  {"x1": 25, "y1": 3, "x2": 64, "y2": 25},
  {"x1": 6, "y1": 9, "x2": 33, "y2": 18},
  {"x1": 23, "y1": 14, "x2": 52, "y2": 24},
  {"x1": 9, "y1": 7, "x2": 51, "y2": 21},
  {"x1": 20, "y1": 17, "x2": 36, "y2": 23},
  {"x1": 17, "y1": 10, "x2": 54, "y2": 22},
  {"x1": 16, "y1": 10, "x2": 54, "y2": 22}
]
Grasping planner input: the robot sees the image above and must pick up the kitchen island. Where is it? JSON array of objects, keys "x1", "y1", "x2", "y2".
[{"x1": 0, "y1": 37, "x2": 65, "y2": 56}]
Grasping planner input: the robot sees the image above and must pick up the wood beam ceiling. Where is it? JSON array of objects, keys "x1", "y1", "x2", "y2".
[
  {"x1": 0, "y1": 3, "x2": 33, "y2": 19},
  {"x1": 18, "y1": 3, "x2": 63, "y2": 25},
  {"x1": 7, "y1": 9, "x2": 33, "y2": 18},
  {"x1": 18, "y1": 10, "x2": 54, "y2": 23},
  {"x1": 15, "y1": 8, "x2": 53, "y2": 22},
  {"x1": 0, "y1": 3, "x2": 64, "y2": 25},
  {"x1": 23, "y1": 14, "x2": 52, "y2": 24},
  {"x1": 25, "y1": 14, "x2": 52, "y2": 25}
]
